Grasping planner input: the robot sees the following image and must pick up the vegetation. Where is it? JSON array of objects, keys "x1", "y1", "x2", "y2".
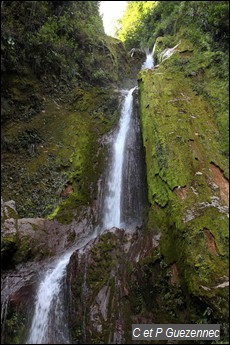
[
  {"x1": 135, "y1": 0, "x2": 229, "y2": 337},
  {"x1": 118, "y1": 1, "x2": 229, "y2": 156},
  {"x1": 118, "y1": 0, "x2": 229, "y2": 208},
  {"x1": 1, "y1": 1, "x2": 131, "y2": 219},
  {"x1": 1, "y1": 1, "x2": 229, "y2": 344},
  {"x1": 117, "y1": 1, "x2": 156, "y2": 49},
  {"x1": 118, "y1": 1, "x2": 229, "y2": 52},
  {"x1": 1, "y1": 1, "x2": 104, "y2": 87}
]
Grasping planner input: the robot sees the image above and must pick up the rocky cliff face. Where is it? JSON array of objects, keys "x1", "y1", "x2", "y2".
[
  {"x1": 1, "y1": 2, "x2": 229, "y2": 344},
  {"x1": 138, "y1": 37, "x2": 229, "y2": 327},
  {"x1": 1, "y1": 195, "x2": 99, "y2": 344},
  {"x1": 66, "y1": 227, "x2": 175, "y2": 344},
  {"x1": 65, "y1": 38, "x2": 229, "y2": 343}
]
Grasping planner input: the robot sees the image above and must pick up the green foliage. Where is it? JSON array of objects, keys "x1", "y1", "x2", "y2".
[
  {"x1": 1, "y1": 1, "x2": 130, "y2": 218},
  {"x1": 1, "y1": 1, "x2": 105, "y2": 84},
  {"x1": 118, "y1": 1, "x2": 229, "y2": 52},
  {"x1": 117, "y1": 1, "x2": 157, "y2": 49},
  {"x1": 118, "y1": 1, "x2": 229, "y2": 157}
]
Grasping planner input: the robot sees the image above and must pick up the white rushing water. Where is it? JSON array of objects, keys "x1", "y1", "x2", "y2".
[
  {"x1": 102, "y1": 87, "x2": 136, "y2": 229},
  {"x1": 159, "y1": 41, "x2": 180, "y2": 62},
  {"x1": 142, "y1": 54, "x2": 154, "y2": 69},
  {"x1": 141, "y1": 44, "x2": 156, "y2": 70},
  {"x1": 26, "y1": 233, "x2": 98, "y2": 344},
  {"x1": 26, "y1": 253, "x2": 72, "y2": 344}
]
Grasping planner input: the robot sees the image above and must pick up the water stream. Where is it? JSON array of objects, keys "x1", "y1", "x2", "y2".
[
  {"x1": 26, "y1": 52, "x2": 154, "y2": 344},
  {"x1": 26, "y1": 232, "x2": 98, "y2": 344},
  {"x1": 102, "y1": 87, "x2": 136, "y2": 229},
  {"x1": 141, "y1": 44, "x2": 156, "y2": 70}
]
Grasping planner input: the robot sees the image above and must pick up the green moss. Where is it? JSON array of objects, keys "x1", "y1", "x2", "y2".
[
  {"x1": 1, "y1": 85, "x2": 119, "y2": 220},
  {"x1": 139, "y1": 47, "x2": 228, "y2": 209},
  {"x1": 139, "y1": 37, "x2": 229, "y2": 324},
  {"x1": 69, "y1": 232, "x2": 123, "y2": 344},
  {"x1": 49, "y1": 191, "x2": 87, "y2": 224},
  {"x1": 13, "y1": 235, "x2": 37, "y2": 263}
]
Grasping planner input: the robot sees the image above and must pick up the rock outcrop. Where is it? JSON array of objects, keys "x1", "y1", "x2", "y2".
[{"x1": 138, "y1": 38, "x2": 229, "y2": 327}]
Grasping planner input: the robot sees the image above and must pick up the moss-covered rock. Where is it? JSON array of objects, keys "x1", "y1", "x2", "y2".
[
  {"x1": 67, "y1": 230, "x2": 124, "y2": 344},
  {"x1": 138, "y1": 37, "x2": 229, "y2": 327},
  {"x1": 1, "y1": 84, "x2": 122, "y2": 221},
  {"x1": 68, "y1": 226, "x2": 215, "y2": 344},
  {"x1": 1, "y1": 0, "x2": 134, "y2": 222}
]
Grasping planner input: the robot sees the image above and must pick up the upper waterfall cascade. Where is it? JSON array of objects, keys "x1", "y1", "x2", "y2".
[{"x1": 141, "y1": 44, "x2": 156, "y2": 70}]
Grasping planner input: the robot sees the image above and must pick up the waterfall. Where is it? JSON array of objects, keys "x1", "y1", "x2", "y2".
[
  {"x1": 26, "y1": 233, "x2": 97, "y2": 344},
  {"x1": 26, "y1": 252, "x2": 72, "y2": 344},
  {"x1": 141, "y1": 43, "x2": 156, "y2": 70},
  {"x1": 142, "y1": 54, "x2": 154, "y2": 69},
  {"x1": 159, "y1": 41, "x2": 180, "y2": 62},
  {"x1": 26, "y1": 53, "x2": 151, "y2": 344},
  {"x1": 102, "y1": 87, "x2": 136, "y2": 229}
]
